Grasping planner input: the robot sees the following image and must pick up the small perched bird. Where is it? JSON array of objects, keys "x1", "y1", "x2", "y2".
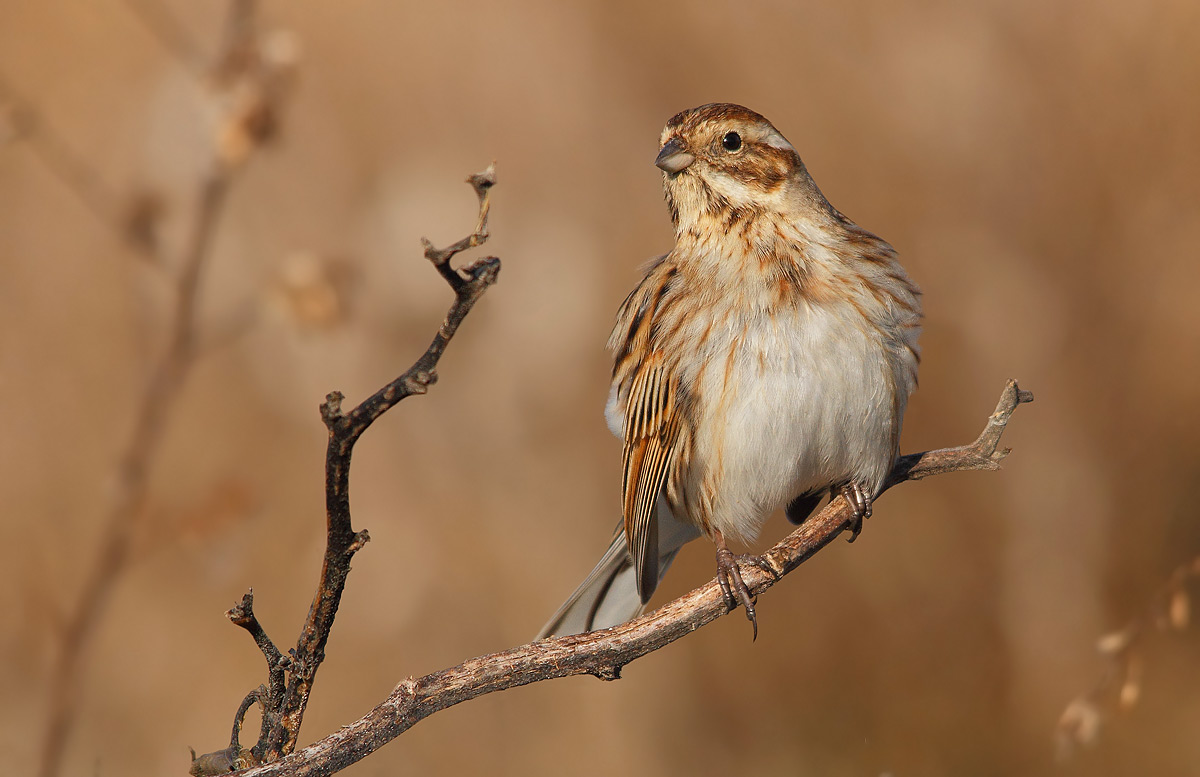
[{"x1": 539, "y1": 104, "x2": 921, "y2": 639}]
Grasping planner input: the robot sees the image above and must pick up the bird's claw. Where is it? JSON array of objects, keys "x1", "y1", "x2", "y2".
[
  {"x1": 840, "y1": 481, "x2": 874, "y2": 542},
  {"x1": 715, "y1": 548, "x2": 773, "y2": 640}
]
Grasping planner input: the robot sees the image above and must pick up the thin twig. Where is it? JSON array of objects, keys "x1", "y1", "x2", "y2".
[
  {"x1": 189, "y1": 687, "x2": 268, "y2": 776},
  {"x1": 121, "y1": 0, "x2": 208, "y2": 75},
  {"x1": 35, "y1": 3, "x2": 270, "y2": 775},
  {"x1": 0, "y1": 71, "x2": 132, "y2": 241},
  {"x1": 227, "y1": 590, "x2": 288, "y2": 733},
  {"x1": 227, "y1": 380, "x2": 1033, "y2": 777},
  {"x1": 214, "y1": 165, "x2": 499, "y2": 766},
  {"x1": 38, "y1": 167, "x2": 234, "y2": 777}
]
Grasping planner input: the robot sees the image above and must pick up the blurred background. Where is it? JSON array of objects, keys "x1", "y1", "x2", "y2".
[{"x1": 2, "y1": 1, "x2": 1199, "y2": 775}]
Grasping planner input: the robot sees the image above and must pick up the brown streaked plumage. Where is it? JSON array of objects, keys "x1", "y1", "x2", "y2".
[{"x1": 539, "y1": 103, "x2": 922, "y2": 639}]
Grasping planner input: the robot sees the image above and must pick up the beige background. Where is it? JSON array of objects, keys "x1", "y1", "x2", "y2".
[{"x1": 2, "y1": 1, "x2": 1199, "y2": 775}]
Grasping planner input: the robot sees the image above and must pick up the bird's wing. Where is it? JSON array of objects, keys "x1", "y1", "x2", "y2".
[
  {"x1": 608, "y1": 259, "x2": 686, "y2": 605},
  {"x1": 620, "y1": 351, "x2": 682, "y2": 603}
]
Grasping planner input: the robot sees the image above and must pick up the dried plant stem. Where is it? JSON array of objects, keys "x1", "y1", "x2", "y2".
[
  {"x1": 201, "y1": 166, "x2": 500, "y2": 774},
  {"x1": 38, "y1": 171, "x2": 233, "y2": 777},
  {"x1": 1056, "y1": 553, "x2": 1200, "y2": 758},
  {"x1": 0, "y1": 71, "x2": 131, "y2": 240},
  {"x1": 226, "y1": 380, "x2": 1031, "y2": 777},
  {"x1": 121, "y1": 0, "x2": 208, "y2": 75},
  {"x1": 35, "y1": 2, "x2": 270, "y2": 773}
]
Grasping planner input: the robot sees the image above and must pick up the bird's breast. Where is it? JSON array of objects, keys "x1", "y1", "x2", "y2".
[{"x1": 671, "y1": 297, "x2": 902, "y2": 544}]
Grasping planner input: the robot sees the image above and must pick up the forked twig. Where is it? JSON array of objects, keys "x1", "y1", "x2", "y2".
[
  {"x1": 225, "y1": 380, "x2": 1032, "y2": 776},
  {"x1": 197, "y1": 166, "x2": 500, "y2": 774}
]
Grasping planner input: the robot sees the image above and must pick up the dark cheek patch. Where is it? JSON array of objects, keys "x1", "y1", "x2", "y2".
[{"x1": 725, "y1": 148, "x2": 788, "y2": 192}]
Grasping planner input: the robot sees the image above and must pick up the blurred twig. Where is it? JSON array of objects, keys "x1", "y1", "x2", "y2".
[
  {"x1": 190, "y1": 166, "x2": 499, "y2": 776},
  {"x1": 34, "y1": 3, "x2": 289, "y2": 776},
  {"x1": 38, "y1": 145, "x2": 231, "y2": 777},
  {"x1": 219, "y1": 381, "x2": 1032, "y2": 776},
  {"x1": 1055, "y1": 554, "x2": 1200, "y2": 759},
  {"x1": 121, "y1": 0, "x2": 208, "y2": 75},
  {"x1": 0, "y1": 71, "x2": 136, "y2": 246}
]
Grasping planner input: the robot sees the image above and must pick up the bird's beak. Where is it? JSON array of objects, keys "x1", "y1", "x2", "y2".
[{"x1": 655, "y1": 138, "x2": 695, "y2": 174}]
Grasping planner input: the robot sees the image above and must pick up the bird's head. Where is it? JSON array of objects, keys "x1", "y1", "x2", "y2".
[{"x1": 655, "y1": 103, "x2": 826, "y2": 233}]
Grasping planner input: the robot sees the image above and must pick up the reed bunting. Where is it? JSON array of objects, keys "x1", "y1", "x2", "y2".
[{"x1": 540, "y1": 103, "x2": 921, "y2": 638}]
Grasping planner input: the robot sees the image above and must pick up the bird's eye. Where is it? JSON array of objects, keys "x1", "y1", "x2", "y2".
[{"x1": 722, "y1": 131, "x2": 742, "y2": 152}]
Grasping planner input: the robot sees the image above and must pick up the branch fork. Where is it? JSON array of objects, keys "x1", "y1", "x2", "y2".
[
  {"x1": 194, "y1": 166, "x2": 501, "y2": 775},
  {"x1": 227, "y1": 378, "x2": 1033, "y2": 777}
]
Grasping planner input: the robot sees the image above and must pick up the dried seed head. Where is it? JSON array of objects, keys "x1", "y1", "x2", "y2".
[
  {"x1": 1056, "y1": 697, "x2": 1102, "y2": 760},
  {"x1": 270, "y1": 252, "x2": 358, "y2": 331},
  {"x1": 1118, "y1": 677, "x2": 1141, "y2": 711},
  {"x1": 1096, "y1": 628, "x2": 1135, "y2": 656},
  {"x1": 1119, "y1": 652, "x2": 1144, "y2": 712},
  {"x1": 1168, "y1": 588, "x2": 1190, "y2": 630}
]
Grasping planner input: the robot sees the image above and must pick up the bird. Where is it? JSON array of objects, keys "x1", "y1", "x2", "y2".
[{"x1": 538, "y1": 103, "x2": 921, "y2": 639}]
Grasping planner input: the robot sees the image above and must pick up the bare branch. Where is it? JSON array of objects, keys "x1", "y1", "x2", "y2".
[
  {"x1": 38, "y1": 162, "x2": 234, "y2": 777},
  {"x1": 220, "y1": 166, "x2": 501, "y2": 764},
  {"x1": 229, "y1": 380, "x2": 1033, "y2": 777},
  {"x1": 885, "y1": 381, "x2": 1034, "y2": 487},
  {"x1": 189, "y1": 687, "x2": 268, "y2": 777},
  {"x1": 421, "y1": 164, "x2": 495, "y2": 290},
  {"x1": 227, "y1": 591, "x2": 288, "y2": 726}
]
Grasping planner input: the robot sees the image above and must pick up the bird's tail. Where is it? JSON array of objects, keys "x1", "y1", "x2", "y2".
[{"x1": 537, "y1": 505, "x2": 701, "y2": 639}]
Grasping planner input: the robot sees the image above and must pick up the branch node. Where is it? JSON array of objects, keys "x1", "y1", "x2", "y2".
[
  {"x1": 188, "y1": 745, "x2": 241, "y2": 777},
  {"x1": 468, "y1": 163, "x2": 496, "y2": 196},
  {"x1": 226, "y1": 589, "x2": 256, "y2": 626},
  {"x1": 402, "y1": 371, "x2": 437, "y2": 395},
  {"x1": 320, "y1": 392, "x2": 345, "y2": 427},
  {"x1": 592, "y1": 665, "x2": 623, "y2": 682},
  {"x1": 462, "y1": 255, "x2": 501, "y2": 287},
  {"x1": 346, "y1": 530, "x2": 371, "y2": 555},
  {"x1": 390, "y1": 677, "x2": 419, "y2": 703},
  {"x1": 420, "y1": 165, "x2": 497, "y2": 294}
]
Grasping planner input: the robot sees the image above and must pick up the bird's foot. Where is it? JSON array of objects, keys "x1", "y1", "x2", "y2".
[
  {"x1": 714, "y1": 539, "x2": 776, "y2": 640},
  {"x1": 839, "y1": 481, "x2": 874, "y2": 542}
]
